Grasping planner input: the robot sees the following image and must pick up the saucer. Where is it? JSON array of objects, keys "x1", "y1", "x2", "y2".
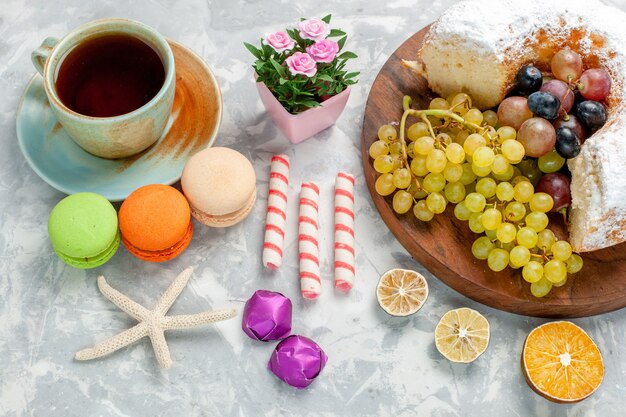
[{"x1": 16, "y1": 39, "x2": 222, "y2": 201}]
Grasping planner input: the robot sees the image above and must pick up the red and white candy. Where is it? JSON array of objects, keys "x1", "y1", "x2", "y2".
[
  {"x1": 262, "y1": 155, "x2": 290, "y2": 270},
  {"x1": 334, "y1": 172, "x2": 355, "y2": 292},
  {"x1": 299, "y1": 181, "x2": 321, "y2": 299}
]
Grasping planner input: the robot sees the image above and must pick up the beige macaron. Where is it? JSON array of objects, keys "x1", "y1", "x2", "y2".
[{"x1": 181, "y1": 147, "x2": 256, "y2": 227}]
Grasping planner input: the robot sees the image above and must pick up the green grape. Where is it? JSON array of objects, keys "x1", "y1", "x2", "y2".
[
  {"x1": 496, "y1": 126, "x2": 516, "y2": 142},
  {"x1": 551, "y1": 241, "x2": 573, "y2": 261},
  {"x1": 537, "y1": 229, "x2": 556, "y2": 251},
  {"x1": 516, "y1": 158, "x2": 542, "y2": 186},
  {"x1": 426, "y1": 192, "x2": 447, "y2": 214},
  {"x1": 501, "y1": 241, "x2": 516, "y2": 252},
  {"x1": 523, "y1": 261, "x2": 544, "y2": 283},
  {"x1": 378, "y1": 124, "x2": 397, "y2": 142},
  {"x1": 529, "y1": 192, "x2": 554, "y2": 213},
  {"x1": 544, "y1": 259, "x2": 567, "y2": 283},
  {"x1": 373, "y1": 155, "x2": 394, "y2": 173},
  {"x1": 465, "y1": 192, "x2": 487, "y2": 212},
  {"x1": 392, "y1": 168, "x2": 411, "y2": 189},
  {"x1": 410, "y1": 180, "x2": 428, "y2": 199},
  {"x1": 454, "y1": 201, "x2": 472, "y2": 221},
  {"x1": 472, "y1": 236, "x2": 495, "y2": 260},
  {"x1": 566, "y1": 253, "x2": 584, "y2": 274},
  {"x1": 429, "y1": 97, "x2": 450, "y2": 110},
  {"x1": 450, "y1": 93, "x2": 472, "y2": 115},
  {"x1": 469, "y1": 212, "x2": 486, "y2": 233},
  {"x1": 530, "y1": 278, "x2": 553, "y2": 297},
  {"x1": 369, "y1": 140, "x2": 389, "y2": 159},
  {"x1": 413, "y1": 199, "x2": 434, "y2": 221},
  {"x1": 415, "y1": 136, "x2": 435, "y2": 155},
  {"x1": 525, "y1": 212, "x2": 549, "y2": 232},
  {"x1": 488, "y1": 248, "x2": 510, "y2": 272},
  {"x1": 459, "y1": 163, "x2": 477, "y2": 185},
  {"x1": 463, "y1": 133, "x2": 486, "y2": 157},
  {"x1": 485, "y1": 228, "x2": 498, "y2": 240},
  {"x1": 510, "y1": 245, "x2": 531, "y2": 267},
  {"x1": 482, "y1": 208, "x2": 502, "y2": 230},
  {"x1": 504, "y1": 201, "x2": 526, "y2": 222},
  {"x1": 390, "y1": 155, "x2": 403, "y2": 172},
  {"x1": 513, "y1": 181, "x2": 534, "y2": 203},
  {"x1": 445, "y1": 143, "x2": 466, "y2": 164},
  {"x1": 483, "y1": 110, "x2": 498, "y2": 127},
  {"x1": 476, "y1": 177, "x2": 497, "y2": 198},
  {"x1": 407, "y1": 122, "x2": 429, "y2": 141},
  {"x1": 426, "y1": 149, "x2": 447, "y2": 173},
  {"x1": 375, "y1": 173, "x2": 395, "y2": 196},
  {"x1": 410, "y1": 155, "x2": 429, "y2": 177},
  {"x1": 501, "y1": 139, "x2": 525, "y2": 163},
  {"x1": 454, "y1": 130, "x2": 469, "y2": 145},
  {"x1": 473, "y1": 146, "x2": 495, "y2": 168},
  {"x1": 465, "y1": 182, "x2": 476, "y2": 195},
  {"x1": 491, "y1": 154, "x2": 510, "y2": 175},
  {"x1": 538, "y1": 149, "x2": 566, "y2": 173},
  {"x1": 472, "y1": 162, "x2": 492, "y2": 177},
  {"x1": 407, "y1": 142, "x2": 416, "y2": 158},
  {"x1": 517, "y1": 227, "x2": 538, "y2": 248},
  {"x1": 444, "y1": 182, "x2": 466, "y2": 204},
  {"x1": 423, "y1": 172, "x2": 446, "y2": 193},
  {"x1": 552, "y1": 276, "x2": 568, "y2": 288},
  {"x1": 496, "y1": 182, "x2": 515, "y2": 202},
  {"x1": 496, "y1": 222, "x2": 517, "y2": 243},
  {"x1": 482, "y1": 126, "x2": 497, "y2": 141},
  {"x1": 437, "y1": 133, "x2": 452, "y2": 146},
  {"x1": 492, "y1": 164, "x2": 515, "y2": 182},
  {"x1": 465, "y1": 108, "x2": 484, "y2": 125},
  {"x1": 389, "y1": 142, "x2": 403, "y2": 155},
  {"x1": 443, "y1": 162, "x2": 463, "y2": 182},
  {"x1": 392, "y1": 190, "x2": 413, "y2": 214}
]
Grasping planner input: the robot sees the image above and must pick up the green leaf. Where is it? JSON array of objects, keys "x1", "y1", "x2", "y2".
[
  {"x1": 321, "y1": 14, "x2": 332, "y2": 24},
  {"x1": 328, "y1": 29, "x2": 345, "y2": 37},
  {"x1": 337, "y1": 36, "x2": 347, "y2": 51},
  {"x1": 270, "y1": 57, "x2": 287, "y2": 78},
  {"x1": 244, "y1": 42, "x2": 261, "y2": 59},
  {"x1": 344, "y1": 72, "x2": 359, "y2": 79},
  {"x1": 338, "y1": 51, "x2": 357, "y2": 59},
  {"x1": 279, "y1": 78, "x2": 288, "y2": 85},
  {"x1": 335, "y1": 85, "x2": 343, "y2": 94},
  {"x1": 317, "y1": 74, "x2": 333, "y2": 82}
]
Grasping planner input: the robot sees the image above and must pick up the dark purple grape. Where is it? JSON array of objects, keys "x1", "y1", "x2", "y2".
[
  {"x1": 528, "y1": 91, "x2": 561, "y2": 120},
  {"x1": 536, "y1": 173, "x2": 571, "y2": 212},
  {"x1": 576, "y1": 100, "x2": 607, "y2": 130},
  {"x1": 516, "y1": 65, "x2": 543, "y2": 94},
  {"x1": 555, "y1": 127, "x2": 581, "y2": 159},
  {"x1": 553, "y1": 114, "x2": 588, "y2": 144}
]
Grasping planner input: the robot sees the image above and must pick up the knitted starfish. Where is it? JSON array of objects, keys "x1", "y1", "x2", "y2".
[{"x1": 75, "y1": 267, "x2": 236, "y2": 368}]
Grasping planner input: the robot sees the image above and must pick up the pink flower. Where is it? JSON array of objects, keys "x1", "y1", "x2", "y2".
[
  {"x1": 298, "y1": 18, "x2": 329, "y2": 41},
  {"x1": 306, "y1": 39, "x2": 339, "y2": 63},
  {"x1": 285, "y1": 52, "x2": 317, "y2": 77},
  {"x1": 264, "y1": 31, "x2": 295, "y2": 53}
]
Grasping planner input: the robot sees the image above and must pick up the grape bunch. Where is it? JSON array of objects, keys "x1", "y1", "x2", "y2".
[{"x1": 368, "y1": 88, "x2": 585, "y2": 298}]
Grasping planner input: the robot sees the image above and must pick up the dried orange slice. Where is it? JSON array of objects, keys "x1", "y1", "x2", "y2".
[
  {"x1": 522, "y1": 321, "x2": 604, "y2": 403},
  {"x1": 376, "y1": 268, "x2": 428, "y2": 316},
  {"x1": 435, "y1": 307, "x2": 490, "y2": 363}
]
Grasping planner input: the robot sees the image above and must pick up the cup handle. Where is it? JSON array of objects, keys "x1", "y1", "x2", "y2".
[{"x1": 31, "y1": 37, "x2": 59, "y2": 76}]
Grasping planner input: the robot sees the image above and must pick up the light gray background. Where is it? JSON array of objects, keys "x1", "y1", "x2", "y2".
[{"x1": 1, "y1": 0, "x2": 625, "y2": 416}]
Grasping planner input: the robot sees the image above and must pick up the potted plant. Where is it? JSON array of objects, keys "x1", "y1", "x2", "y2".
[{"x1": 245, "y1": 15, "x2": 359, "y2": 144}]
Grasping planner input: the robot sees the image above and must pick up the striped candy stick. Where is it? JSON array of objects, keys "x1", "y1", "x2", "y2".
[
  {"x1": 334, "y1": 172, "x2": 355, "y2": 292},
  {"x1": 299, "y1": 181, "x2": 321, "y2": 299},
  {"x1": 262, "y1": 155, "x2": 290, "y2": 270}
]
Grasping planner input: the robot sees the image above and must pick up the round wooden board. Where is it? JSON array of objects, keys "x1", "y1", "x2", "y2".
[{"x1": 361, "y1": 26, "x2": 626, "y2": 318}]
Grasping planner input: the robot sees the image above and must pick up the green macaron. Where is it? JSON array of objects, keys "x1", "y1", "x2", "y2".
[{"x1": 48, "y1": 192, "x2": 120, "y2": 269}]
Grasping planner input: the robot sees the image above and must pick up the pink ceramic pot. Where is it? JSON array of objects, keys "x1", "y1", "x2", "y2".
[{"x1": 256, "y1": 82, "x2": 351, "y2": 144}]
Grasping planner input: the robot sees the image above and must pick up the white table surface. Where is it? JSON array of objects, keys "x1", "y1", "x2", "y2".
[{"x1": 1, "y1": 0, "x2": 625, "y2": 416}]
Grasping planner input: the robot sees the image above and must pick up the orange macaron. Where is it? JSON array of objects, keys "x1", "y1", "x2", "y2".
[{"x1": 119, "y1": 184, "x2": 193, "y2": 262}]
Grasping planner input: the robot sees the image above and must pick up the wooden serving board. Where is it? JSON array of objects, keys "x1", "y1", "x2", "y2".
[{"x1": 361, "y1": 27, "x2": 626, "y2": 318}]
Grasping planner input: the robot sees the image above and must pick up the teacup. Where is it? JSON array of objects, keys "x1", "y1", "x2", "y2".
[{"x1": 31, "y1": 18, "x2": 175, "y2": 159}]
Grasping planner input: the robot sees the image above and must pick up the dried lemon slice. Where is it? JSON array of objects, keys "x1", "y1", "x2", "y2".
[
  {"x1": 376, "y1": 268, "x2": 428, "y2": 316},
  {"x1": 522, "y1": 321, "x2": 604, "y2": 403},
  {"x1": 435, "y1": 307, "x2": 490, "y2": 363}
]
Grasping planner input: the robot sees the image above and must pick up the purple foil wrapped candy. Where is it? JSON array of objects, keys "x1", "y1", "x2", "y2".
[
  {"x1": 268, "y1": 335, "x2": 328, "y2": 389},
  {"x1": 242, "y1": 290, "x2": 292, "y2": 341}
]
